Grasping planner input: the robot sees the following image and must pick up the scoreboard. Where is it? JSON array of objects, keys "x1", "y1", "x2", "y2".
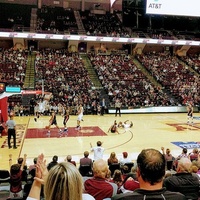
[
  {"x1": 146, "y1": 0, "x2": 200, "y2": 17},
  {"x1": 0, "y1": 84, "x2": 21, "y2": 94}
]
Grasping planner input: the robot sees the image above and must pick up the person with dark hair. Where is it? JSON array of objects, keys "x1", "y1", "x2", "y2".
[
  {"x1": 115, "y1": 99, "x2": 122, "y2": 117},
  {"x1": 9, "y1": 154, "x2": 27, "y2": 198},
  {"x1": 161, "y1": 147, "x2": 175, "y2": 170},
  {"x1": 177, "y1": 148, "x2": 188, "y2": 160},
  {"x1": 29, "y1": 157, "x2": 37, "y2": 172},
  {"x1": 24, "y1": 158, "x2": 38, "y2": 199},
  {"x1": 90, "y1": 141, "x2": 105, "y2": 161},
  {"x1": 112, "y1": 148, "x2": 186, "y2": 200},
  {"x1": 6, "y1": 114, "x2": 17, "y2": 149},
  {"x1": 57, "y1": 105, "x2": 70, "y2": 137},
  {"x1": 187, "y1": 101, "x2": 193, "y2": 124},
  {"x1": 63, "y1": 105, "x2": 70, "y2": 132},
  {"x1": 46, "y1": 110, "x2": 62, "y2": 137},
  {"x1": 47, "y1": 155, "x2": 58, "y2": 171},
  {"x1": 17, "y1": 156, "x2": 28, "y2": 182},
  {"x1": 174, "y1": 148, "x2": 188, "y2": 169},
  {"x1": 100, "y1": 98, "x2": 106, "y2": 116},
  {"x1": 34, "y1": 103, "x2": 40, "y2": 122},
  {"x1": 161, "y1": 147, "x2": 174, "y2": 162},
  {"x1": 111, "y1": 169, "x2": 124, "y2": 193},
  {"x1": 108, "y1": 120, "x2": 119, "y2": 134},
  {"x1": 30, "y1": 97, "x2": 36, "y2": 115}
]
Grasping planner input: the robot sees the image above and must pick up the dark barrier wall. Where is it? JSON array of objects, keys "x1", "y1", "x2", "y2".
[{"x1": 108, "y1": 106, "x2": 199, "y2": 114}]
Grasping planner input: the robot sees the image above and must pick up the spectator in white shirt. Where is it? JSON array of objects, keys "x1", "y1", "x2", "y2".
[
  {"x1": 90, "y1": 141, "x2": 105, "y2": 161},
  {"x1": 119, "y1": 152, "x2": 132, "y2": 166}
]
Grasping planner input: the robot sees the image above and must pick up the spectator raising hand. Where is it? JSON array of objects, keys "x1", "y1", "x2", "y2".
[
  {"x1": 35, "y1": 153, "x2": 48, "y2": 184},
  {"x1": 27, "y1": 153, "x2": 95, "y2": 200},
  {"x1": 28, "y1": 153, "x2": 48, "y2": 200}
]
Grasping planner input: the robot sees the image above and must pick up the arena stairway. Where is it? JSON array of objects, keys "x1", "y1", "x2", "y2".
[
  {"x1": 22, "y1": 52, "x2": 36, "y2": 107},
  {"x1": 177, "y1": 57, "x2": 199, "y2": 77},
  {"x1": 80, "y1": 54, "x2": 103, "y2": 89},
  {"x1": 80, "y1": 54, "x2": 110, "y2": 107},
  {"x1": 74, "y1": 10, "x2": 86, "y2": 35},
  {"x1": 133, "y1": 57, "x2": 162, "y2": 88},
  {"x1": 23, "y1": 52, "x2": 36, "y2": 89}
]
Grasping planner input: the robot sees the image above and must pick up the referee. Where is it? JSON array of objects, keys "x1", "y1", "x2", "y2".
[
  {"x1": 6, "y1": 114, "x2": 17, "y2": 149},
  {"x1": 115, "y1": 99, "x2": 122, "y2": 117}
]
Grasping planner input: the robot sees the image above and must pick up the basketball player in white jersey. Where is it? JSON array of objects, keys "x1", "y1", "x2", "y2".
[{"x1": 76, "y1": 103, "x2": 84, "y2": 130}]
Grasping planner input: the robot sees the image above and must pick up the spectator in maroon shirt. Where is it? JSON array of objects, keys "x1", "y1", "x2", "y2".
[
  {"x1": 9, "y1": 154, "x2": 27, "y2": 198},
  {"x1": 65, "y1": 155, "x2": 76, "y2": 166},
  {"x1": 79, "y1": 151, "x2": 93, "y2": 167},
  {"x1": 84, "y1": 159, "x2": 116, "y2": 200},
  {"x1": 188, "y1": 148, "x2": 199, "y2": 162},
  {"x1": 79, "y1": 151, "x2": 93, "y2": 176}
]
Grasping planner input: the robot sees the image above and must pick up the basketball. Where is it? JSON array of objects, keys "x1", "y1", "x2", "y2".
[{"x1": 45, "y1": 125, "x2": 49, "y2": 129}]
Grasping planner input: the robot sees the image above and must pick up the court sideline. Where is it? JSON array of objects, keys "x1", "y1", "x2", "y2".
[{"x1": 0, "y1": 113, "x2": 200, "y2": 170}]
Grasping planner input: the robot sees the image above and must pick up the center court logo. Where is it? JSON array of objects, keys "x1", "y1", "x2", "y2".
[{"x1": 172, "y1": 142, "x2": 200, "y2": 149}]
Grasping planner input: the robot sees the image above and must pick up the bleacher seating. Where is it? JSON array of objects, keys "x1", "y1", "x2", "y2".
[
  {"x1": 37, "y1": 6, "x2": 78, "y2": 34},
  {"x1": 0, "y1": 3, "x2": 33, "y2": 30},
  {"x1": 81, "y1": 11, "x2": 130, "y2": 37},
  {"x1": 34, "y1": 49, "x2": 100, "y2": 113},
  {"x1": 109, "y1": 163, "x2": 120, "y2": 176},
  {"x1": 137, "y1": 52, "x2": 200, "y2": 105},
  {"x1": 89, "y1": 53, "x2": 172, "y2": 107},
  {"x1": 0, "y1": 49, "x2": 28, "y2": 105},
  {"x1": 79, "y1": 165, "x2": 93, "y2": 177}
]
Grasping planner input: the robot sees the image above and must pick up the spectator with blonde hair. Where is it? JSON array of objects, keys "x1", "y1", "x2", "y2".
[{"x1": 27, "y1": 153, "x2": 94, "y2": 200}]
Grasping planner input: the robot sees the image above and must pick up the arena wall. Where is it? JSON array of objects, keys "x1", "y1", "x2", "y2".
[{"x1": 108, "y1": 106, "x2": 199, "y2": 114}]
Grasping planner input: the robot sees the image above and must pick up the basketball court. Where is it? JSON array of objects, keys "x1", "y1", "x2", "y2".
[{"x1": 1, "y1": 113, "x2": 200, "y2": 170}]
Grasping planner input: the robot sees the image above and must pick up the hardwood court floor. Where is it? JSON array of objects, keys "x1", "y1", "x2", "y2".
[{"x1": 1, "y1": 113, "x2": 200, "y2": 170}]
